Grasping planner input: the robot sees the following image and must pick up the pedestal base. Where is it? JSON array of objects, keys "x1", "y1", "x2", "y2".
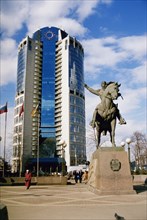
[{"x1": 88, "y1": 147, "x2": 136, "y2": 195}]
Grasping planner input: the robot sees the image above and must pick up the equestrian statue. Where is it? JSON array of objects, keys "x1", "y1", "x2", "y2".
[{"x1": 85, "y1": 81, "x2": 126, "y2": 148}]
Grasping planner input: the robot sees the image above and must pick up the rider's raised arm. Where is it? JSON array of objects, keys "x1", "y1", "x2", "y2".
[{"x1": 84, "y1": 83, "x2": 100, "y2": 96}]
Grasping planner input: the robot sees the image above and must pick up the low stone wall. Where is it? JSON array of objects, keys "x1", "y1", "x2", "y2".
[
  {"x1": 0, "y1": 176, "x2": 67, "y2": 186},
  {"x1": 133, "y1": 175, "x2": 147, "y2": 184},
  {"x1": 1, "y1": 175, "x2": 145, "y2": 186},
  {"x1": 0, "y1": 177, "x2": 37, "y2": 186},
  {"x1": 37, "y1": 176, "x2": 67, "y2": 185}
]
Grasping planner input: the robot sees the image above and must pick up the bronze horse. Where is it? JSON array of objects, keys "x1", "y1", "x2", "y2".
[{"x1": 93, "y1": 82, "x2": 121, "y2": 148}]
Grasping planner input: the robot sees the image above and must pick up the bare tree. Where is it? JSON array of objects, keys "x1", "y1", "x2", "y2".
[
  {"x1": 86, "y1": 126, "x2": 95, "y2": 160},
  {"x1": 131, "y1": 131, "x2": 147, "y2": 169},
  {"x1": 86, "y1": 125, "x2": 109, "y2": 160}
]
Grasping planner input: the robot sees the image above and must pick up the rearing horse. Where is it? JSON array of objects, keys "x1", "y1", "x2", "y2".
[{"x1": 95, "y1": 82, "x2": 121, "y2": 148}]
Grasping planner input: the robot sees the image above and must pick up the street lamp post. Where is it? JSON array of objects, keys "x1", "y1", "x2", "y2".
[
  {"x1": 126, "y1": 138, "x2": 131, "y2": 166},
  {"x1": 121, "y1": 138, "x2": 132, "y2": 170},
  {"x1": 59, "y1": 140, "x2": 67, "y2": 176}
]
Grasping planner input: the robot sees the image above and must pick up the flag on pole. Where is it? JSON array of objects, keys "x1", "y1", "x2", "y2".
[
  {"x1": 0, "y1": 103, "x2": 8, "y2": 114},
  {"x1": 19, "y1": 104, "x2": 24, "y2": 117},
  {"x1": 31, "y1": 103, "x2": 39, "y2": 117}
]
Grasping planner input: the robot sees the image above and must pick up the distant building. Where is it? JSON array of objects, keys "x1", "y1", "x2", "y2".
[{"x1": 12, "y1": 27, "x2": 86, "y2": 174}]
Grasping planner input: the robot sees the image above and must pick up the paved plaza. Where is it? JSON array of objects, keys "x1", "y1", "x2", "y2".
[{"x1": 0, "y1": 182, "x2": 147, "y2": 220}]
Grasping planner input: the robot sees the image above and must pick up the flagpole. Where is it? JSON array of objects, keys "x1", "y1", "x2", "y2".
[{"x1": 3, "y1": 104, "x2": 7, "y2": 177}]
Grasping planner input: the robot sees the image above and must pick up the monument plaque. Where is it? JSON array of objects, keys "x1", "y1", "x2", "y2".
[{"x1": 110, "y1": 159, "x2": 121, "y2": 171}]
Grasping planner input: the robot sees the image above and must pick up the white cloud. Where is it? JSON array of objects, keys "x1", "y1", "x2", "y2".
[
  {"x1": 75, "y1": 0, "x2": 113, "y2": 22},
  {"x1": 82, "y1": 35, "x2": 146, "y2": 83},
  {"x1": 82, "y1": 37, "x2": 125, "y2": 75},
  {"x1": 26, "y1": 1, "x2": 73, "y2": 35},
  {"x1": 117, "y1": 87, "x2": 146, "y2": 114},
  {"x1": 75, "y1": 0, "x2": 98, "y2": 22},
  {"x1": 26, "y1": 0, "x2": 104, "y2": 37},
  {"x1": 118, "y1": 35, "x2": 147, "y2": 61},
  {"x1": 0, "y1": 38, "x2": 18, "y2": 85},
  {"x1": 27, "y1": 17, "x2": 87, "y2": 38},
  {"x1": 1, "y1": 0, "x2": 112, "y2": 39},
  {"x1": 54, "y1": 18, "x2": 87, "y2": 37},
  {"x1": 1, "y1": 0, "x2": 29, "y2": 37},
  {"x1": 131, "y1": 61, "x2": 147, "y2": 84}
]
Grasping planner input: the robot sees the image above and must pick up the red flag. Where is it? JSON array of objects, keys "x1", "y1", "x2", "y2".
[
  {"x1": 0, "y1": 103, "x2": 8, "y2": 114},
  {"x1": 19, "y1": 104, "x2": 24, "y2": 117}
]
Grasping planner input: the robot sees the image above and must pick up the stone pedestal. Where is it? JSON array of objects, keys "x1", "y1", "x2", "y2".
[{"x1": 88, "y1": 147, "x2": 136, "y2": 195}]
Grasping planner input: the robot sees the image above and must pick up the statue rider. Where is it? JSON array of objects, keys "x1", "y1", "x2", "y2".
[{"x1": 84, "y1": 81, "x2": 126, "y2": 128}]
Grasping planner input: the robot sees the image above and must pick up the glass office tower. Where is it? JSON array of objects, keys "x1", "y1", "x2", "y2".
[{"x1": 12, "y1": 27, "x2": 86, "y2": 173}]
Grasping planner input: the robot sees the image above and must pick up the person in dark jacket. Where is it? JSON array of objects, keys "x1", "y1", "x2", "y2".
[{"x1": 74, "y1": 170, "x2": 83, "y2": 183}]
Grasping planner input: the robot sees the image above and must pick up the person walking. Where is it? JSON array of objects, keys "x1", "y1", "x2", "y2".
[
  {"x1": 79, "y1": 170, "x2": 83, "y2": 183},
  {"x1": 25, "y1": 170, "x2": 32, "y2": 189},
  {"x1": 83, "y1": 170, "x2": 88, "y2": 184},
  {"x1": 74, "y1": 170, "x2": 83, "y2": 183},
  {"x1": 73, "y1": 170, "x2": 79, "y2": 183}
]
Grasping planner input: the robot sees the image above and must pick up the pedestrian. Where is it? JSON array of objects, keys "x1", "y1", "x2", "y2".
[
  {"x1": 25, "y1": 169, "x2": 32, "y2": 189},
  {"x1": 74, "y1": 170, "x2": 83, "y2": 183},
  {"x1": 73, "y1": 170, "x2": 78, "y2": 183},
  {"x1": 79, "y1": 170, "x2": 83, "y2": 183},
  {"x1": 83, "y1": 170, "x2": 88, "y2": 184}
]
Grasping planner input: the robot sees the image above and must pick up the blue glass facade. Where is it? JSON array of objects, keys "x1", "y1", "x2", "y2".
[
  {"x1": 69, "y1": 41, "x2": 86, "y2": 165},
  {"x1": 17, "y1": 44, "x2": 27, "y2": 93},
  {"x1": 32, "y1": 27, "x2": 70, "y2": 158},
  {"x1": 33, "y1": 27, "x2": 59, "y2": 140},
  {"x1": 69, "y1": 44, "x2": 84, "y2": 95}
]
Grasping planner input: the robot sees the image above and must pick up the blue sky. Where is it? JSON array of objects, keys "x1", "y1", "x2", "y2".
[{"x1": 0, "y1": 0, "x2": 146, "y2": 161}]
